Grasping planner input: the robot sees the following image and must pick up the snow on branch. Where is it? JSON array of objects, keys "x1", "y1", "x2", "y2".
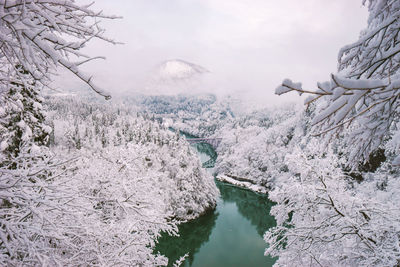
[
  {"x1": 275, "y1": 73, "x2": 400, "y2": 162},
  {"x1": 0, "y1": 0, "x2": 121, "y2": 99},
  {"x1": 339, "y1": 1, "x2": 400, "y2": 80},
  {"x1": 265, "y1": 144, "x2": 400, "y2": 266},
  {"x1": 275, "y1": 0, "x2": 400, "y2": 163}
]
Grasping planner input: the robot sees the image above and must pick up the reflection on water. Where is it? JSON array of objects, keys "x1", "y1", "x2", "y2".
[
  {"x1": 155, "y1": 210, "x2": 218, "y2": 266},
  {"x1": 217, "y1": 181, "x2": 276, "y2": 237},
  {"x1": 154, "y1": 181, "x2": 277, "y2": 267}
]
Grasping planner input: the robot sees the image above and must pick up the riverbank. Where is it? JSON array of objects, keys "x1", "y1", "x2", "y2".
[{"x1": 216, "y1": 174, "x2": 268, "y2": 194}]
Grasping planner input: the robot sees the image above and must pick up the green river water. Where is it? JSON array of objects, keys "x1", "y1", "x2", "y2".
[{"x1": 155, "y1": 137, "x2": 277, "y2": 267}]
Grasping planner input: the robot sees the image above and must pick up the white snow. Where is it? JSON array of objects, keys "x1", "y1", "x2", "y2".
[
  {"x1": 275, "y1": 79, "x2": 303, "y2": 95},
  {"x1": 0, "y1": 141, "x2": 8, "y2": 151},
  {"x1": 275, "y1": 85, "x2": 292, "y2": 95},
  {"x1": 216, "y1": 174, "x2": 268, "y2": 194}
]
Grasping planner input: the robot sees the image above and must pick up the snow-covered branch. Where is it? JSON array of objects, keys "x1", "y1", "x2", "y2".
[
  {"x1": 275, "y1": 0, "x2": 400, "y2": 164},
  {"x1": 265, "y1": 144, "x2": 400, "y2": 266},
  {"x1": 0, "y1": 0, "x2": 120, "y2": 99}
]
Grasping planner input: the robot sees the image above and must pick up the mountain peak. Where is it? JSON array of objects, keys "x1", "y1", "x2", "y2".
[{"x1": 156, "y1": 59, "x2": 209, "y2": 80}]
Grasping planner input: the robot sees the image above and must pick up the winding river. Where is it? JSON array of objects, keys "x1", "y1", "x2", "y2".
[{"x1": 155, "y1": 136, "x2": 277, "y2": 266}]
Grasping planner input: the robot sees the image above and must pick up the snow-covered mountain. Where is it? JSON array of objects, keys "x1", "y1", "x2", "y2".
[
  {"x1": 144, "y1": 59, "x2": 210, "y2": 95},
  {"x1": 155, "y1": 59, "x2": 209, "y2": 81}
]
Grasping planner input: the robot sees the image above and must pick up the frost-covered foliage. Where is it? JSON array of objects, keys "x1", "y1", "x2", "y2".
[
  {"x1": 114, "y1": 94, "x2": 235, "y2": 137},
  {"x1": 265, "y1": 141, "x2": 400, "y2": 266},
  {"x1": 276, "y1": 0, "x2": 400, "y2": 165},
  {"x1": 0, "y1": 145, "x2": 177, "y2": 266},
  {"x1": 0, "y1": 0, "x2": 118, "y2": 99},
  {"x1": 214, "y1": 103, "x2": 307, "y2": 190},
  {"x1": 0, "y1": 93, "x2": 218, "y2": 266},
  {"x1": 46, "y1": 95, "x2": 219, "y2": 221},
  {"x1": 117, "y1": 92, "x2": 231, "y2": 169},
  {"x1": 121, "y1": 93, "x2": 261, "y2": 141},
  {"x1": 0, "y1": 1, "x2": 218, "y2": 265},
  {"x1": 119, "y1": 93, "x2": 308, "y2": 193},
  {"x1": 0, "y1": 70, "x2": 50, "y2": 160},
  {"x1": 143, "y1": 94, "x2": 217, "y2": 118},
  {"x1": 172, "y1": 97, "x2": 234, "y2": 137},
  {"x1": 267, "y1": 1, "x2": 400, "y2": 266},
  {"x1": 119, "y1": 93, "x2": 234, "y2": 137}
]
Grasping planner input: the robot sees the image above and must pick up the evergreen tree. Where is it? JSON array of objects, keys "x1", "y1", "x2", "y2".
[{"x1": 0, "y1": 69, "x2": 50, "y2": 161}]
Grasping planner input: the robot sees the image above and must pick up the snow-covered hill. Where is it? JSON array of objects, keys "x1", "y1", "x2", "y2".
[
  {"x1": 144, "y1": 59, "x2": 209, "y2": 95},
  {"x1": 156, "y1": 59, "x2": 209, "y2": 81}
]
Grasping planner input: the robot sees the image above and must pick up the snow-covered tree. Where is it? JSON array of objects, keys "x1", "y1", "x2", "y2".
[
  {"x1": 275, "y1": 0, "x2": 400, "y2": 165},
  {"x1": 214, "y1": 103, "x2": 306, "y2": 192},
  {"x1": 265, "y1": 142, "x2": 400, "y2": 266},
  {"x1": 0, "y1": 142, "x2": 181, "y2": 266},
  {"x1": 266, "y1": 1, "x2": 400, "y2": 266},
  {"x1": 0, "y1": 0, "x2": 118, "y2": 99},
  {"x1": 0, "y1": 68, "x2": 51, "y2": 165},
  {"x1": 0, "y1": 92, "x2": 219, "y2": 266}
]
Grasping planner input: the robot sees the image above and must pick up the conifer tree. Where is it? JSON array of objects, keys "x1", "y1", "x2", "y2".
[{"x1": 0, "y1": 67, "x2": 50, "y2": 161}]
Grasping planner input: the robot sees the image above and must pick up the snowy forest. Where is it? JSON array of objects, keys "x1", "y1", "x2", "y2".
[{"x1": 0, "y1": 0, "x2": 400, "y2": 266}]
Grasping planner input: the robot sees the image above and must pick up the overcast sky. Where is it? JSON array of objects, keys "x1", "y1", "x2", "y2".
[{"x1": 58, "y1": 0, "x2": 369, "y2": 106}]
